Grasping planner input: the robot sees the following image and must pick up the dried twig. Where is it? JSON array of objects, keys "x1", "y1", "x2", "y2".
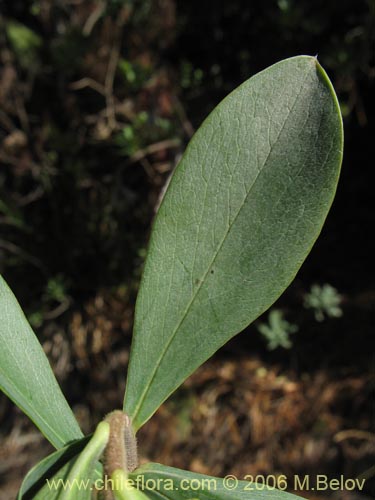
[
  {"x1": 16, "y1": 186, "x2": 44, "y2": 207},
  {"x1": 334, "y1": 429, "x2": 375, "y2": 443},
  {"x1": 173, "y1": 95, "x2": 195, "y2": 138},
  {"x1": 83, "y1": 1, "x2": 106, "y2": 36},
  {"x1": 126, "y1": 138, "x2": 181, "y2": 166},
  {"x1": 104, "y1": 5, "x2": 132, "y2": 132},
  {"x1": 69, "y1": 77, "x2": 106, "y2": 96},
  {"x1": 0, "y1": 239, "x2": 45, "y2": 272},
  {"x1": 43, "y1": 299, "x2": 71, "y2": 320}
]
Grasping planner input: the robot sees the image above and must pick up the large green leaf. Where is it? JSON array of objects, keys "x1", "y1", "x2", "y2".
[
  {"x1": 124, "y1": 56, "x2": 343, "y2": 429},
  {"x1": 0, "y1": 275, "x2": 83, "y2": 448},
  {"x1": 130, "y1": 463, "x2": 303, "y2": 499}
]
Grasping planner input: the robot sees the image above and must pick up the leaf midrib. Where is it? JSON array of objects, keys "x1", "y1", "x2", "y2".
[{"x1": 131, "y1": 64, "x2": 313, "y2": 426}]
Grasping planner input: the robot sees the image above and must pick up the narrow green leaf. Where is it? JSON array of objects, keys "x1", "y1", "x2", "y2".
[
  {"x1": 32, "y1": 459, "x2": 78, "y2": 500},
  {"x1": 18, "y1": 436, "x2": 91, "y2": 499},
  {"x1": 27, "y1": 458, "x2": 102, "y2": 500},
  {"x1": 0, "y1": 275, "x2": 83, "y2": 448},
  {"x1": 18, "y1": 427, "x2": 106, "y2": 500},
  {"x1": 59, "y1": 421, "x2": 109, "y2": 500},
  {"x1": 130, "y1": 463, "x2": 303, "y2": 499},
  {"x1": 124, "y1": 56, "x2": 343, "y2": 429}
]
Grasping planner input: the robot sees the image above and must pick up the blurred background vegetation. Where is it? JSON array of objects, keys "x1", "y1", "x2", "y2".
[{"x1": 0, "y1": 1, "x2": 374, "y2": 498}]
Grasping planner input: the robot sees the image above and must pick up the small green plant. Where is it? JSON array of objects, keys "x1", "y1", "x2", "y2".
[
  {"x1": 0, "y1": 56, "x2": 343, "y2": 499},
  {"x1": 304, "y1": 283, "x2": 343, "y2": 321},
  {"x1": 258, "y1": 309, "x2": 298, "y2": 350},
  {"x1": 5, "y1": 20, "x2": 42, "y2": 69}
]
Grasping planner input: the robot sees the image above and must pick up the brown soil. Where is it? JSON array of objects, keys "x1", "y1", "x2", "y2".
[{"x1": 0, "y1": 290, "x2": 374, "y2": 499}]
